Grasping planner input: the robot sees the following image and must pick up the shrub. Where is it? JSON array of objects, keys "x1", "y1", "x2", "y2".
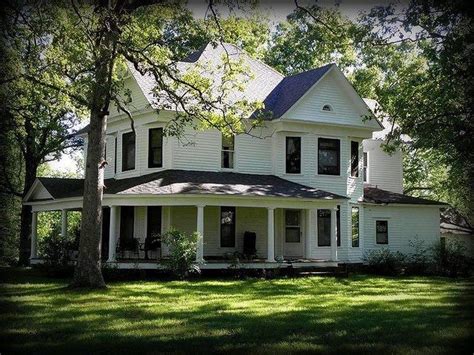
[
  {"x1": 430, "y1": 239, "x2": 472, "y2": 277},
  {"x1": 161, "y1": 228, "x2": 200, "y2": 279},
  {"x1": 363, "y1": 248, "x2": 406, "y2": 275},
  {"x1": 405, "y1": 237, "x2": 431, "y2": 275}
]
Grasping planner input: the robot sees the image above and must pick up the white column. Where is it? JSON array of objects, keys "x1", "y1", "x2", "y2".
[
  {"x1": 108, "y1": 206, "x2": 118, "y2": 262},
  {"x1": 305, "y1": 209, "x2": 312, "y2": 259},
  {"x1": 267, "y1": 207, "x2": 275, "y2": 262},
  {"x1": 61, "y1": 209, "x2": 68, "y2": 238},
  {"x1": 330, "y1": 206, "x2": 338, "y2": 262},
  {"x1": 196, "y1": 205, "x2": 205, "y2": 262},
  {"x1": 30, "y1": 211, "x2": 38, "y2": 260}
]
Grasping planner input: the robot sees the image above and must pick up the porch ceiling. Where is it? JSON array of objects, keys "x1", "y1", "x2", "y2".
[{"x1": 31, "y1": 169, "x2": 347, "y2": 202}]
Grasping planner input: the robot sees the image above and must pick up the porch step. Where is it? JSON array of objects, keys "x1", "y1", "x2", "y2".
[{"x1": 294, "y1": 264, "x2": 349, "y2": 277}]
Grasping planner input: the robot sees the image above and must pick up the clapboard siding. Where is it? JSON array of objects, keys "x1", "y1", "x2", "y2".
[
  {"x1": 363, "y1": 139, "x2": 403, "y2": 193},
  {"x1": 363, "y1": 205, "x2": 440, "y2": 255},
  {"x1": 235, "y1": 129, "x2": 273, "y2": 174}
]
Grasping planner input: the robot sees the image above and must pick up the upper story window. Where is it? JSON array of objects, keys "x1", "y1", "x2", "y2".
[
  {"x1": 286, "y1": 136, "x2": 301, "y2": 174},
  {"x1": 148, "y1": 128, "x2": 163, "y2": 168},
  {"x1": 221, "y1": 134, "x2": 234, "y2": 169},
  {"x1": 376, "y1": 220, "x2": 388, "y2": 244},
  {"x1": 363, "y1": 152, "x2": 368, "y2": 182},
  {"x1": 351, "y1": 141, "x2": 359, "y2": 177},
  {"x1": 318, "y1": 138, "x2": 340, "y2": 175},
  {"x1": 322, "y1": 104, "x2": 333, "y2": 112},
  {"x1": 122, "y1": 131, "x2": 136, "y2": 171}
]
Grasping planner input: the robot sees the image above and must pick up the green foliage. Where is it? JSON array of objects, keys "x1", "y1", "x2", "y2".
[
  {"x1": 364, "y1": 248, "x2": 406, "y2": 275},
  {"x1": 161, "y1": 228, "x2": 200, "y2": 278},
  {"x1": 431, "y1": 240, "x2": 472, "y2": 277}
]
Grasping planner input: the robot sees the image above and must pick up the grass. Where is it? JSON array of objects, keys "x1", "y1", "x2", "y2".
[{"x1": 1, "y1": 269, "x2": 473, "y2": 354}]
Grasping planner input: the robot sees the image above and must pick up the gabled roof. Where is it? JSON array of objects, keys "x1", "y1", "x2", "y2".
[
  {"x1": 25, "y1": 170, "x2": 348, "y2": 202},
  {"x1": 260, "y1": 64, "x2": 333, "y2": 119},
  {"x1": 363, "y1": 186, "x2": 447, "y2": 206}
]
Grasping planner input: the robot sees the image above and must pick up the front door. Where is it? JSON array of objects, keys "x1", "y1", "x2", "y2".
[{"x1": 284, "y1": 209, "x2": 304, "y2": 258}]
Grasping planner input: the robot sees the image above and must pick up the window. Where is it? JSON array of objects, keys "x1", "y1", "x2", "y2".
[
  {"x1": 318, "y1": 138, "x2": 340, "y2": 175},
  {"x1": 286, "y1": 136, "x2": 301, "y2": 174},
  {"x1": 119, "y1": 206, "x2": 135, "y2": 249},
  {"x1": 363, "y1": 152, "x2": 368, "y2": 182},
  {"x1": 322, "y1": 104, "x2": 333, "y2": 112},
  {"x1": 285, "y1": 210, "x2": 301, "y2": 243},
  {"x1": 147, "y1": 206, "x2": 162, "y2": 247},
  {"x1": 221, "y1": 134, "x2": 234, "y2": 169},
  {"x1": 317, "y1": 209, "x2": 331, "y2": 246},
  {"x1": 351, "y1": 141, "x2": 359, "y2": 177},
  {"x1": 352, "y1": 207, "x2": 360, "y2": 247},
  {"x1": 376, "y1": 220, "x2": 388, "y2": 244},
  {"x1": 148, "y1": 128, "x2": 163, "y2": 168},
  {"x1": 337, "y1": 206, "x2": 341, "y2": 247},
  {"x1": 122, "y1": 132, "x2": 136, "y2": 171},
  {"x1": 114, "y1": 137, "x2": 117, "y2": 175},
  {"x1": 220, "y1": 207, "x2": 236, "y2": 247}
]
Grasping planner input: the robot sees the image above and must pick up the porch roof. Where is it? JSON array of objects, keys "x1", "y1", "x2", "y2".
[
  {"x1": 363, "y1": 186, "x2": 447, "y2": 206},
  {"x1": 34, "y1": 169, "x2": 347, "y2": 201}
]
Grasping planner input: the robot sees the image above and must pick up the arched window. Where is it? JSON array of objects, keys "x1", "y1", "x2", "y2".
[{"x1": 322, "y1": 104, "x2": 333, "y2": 112}]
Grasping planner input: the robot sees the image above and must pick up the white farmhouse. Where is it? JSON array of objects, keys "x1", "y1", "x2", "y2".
[{"x1": 24, "y1": 43, "x2": 446, "y2": 269}]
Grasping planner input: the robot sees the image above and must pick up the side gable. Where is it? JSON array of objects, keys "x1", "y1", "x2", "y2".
[
  {"x1": 110, "y1": 72, "x2": 151, "y2": 118},
  {"x1": 23, "y1": 179, "x2": 54, "y2": 202},
  {"x1": 281, "y1": 66, "x2": 382, "y2": 130}
]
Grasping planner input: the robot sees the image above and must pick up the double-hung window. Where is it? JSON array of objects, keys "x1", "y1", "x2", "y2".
[
  {"x1": 352, "y1": 207, "x2": 360, "y2": 247},
  {"x1": 351, "y1": 141, "x2": 359, "y2": 177},
  {"x1": 376, "y1": 220, "x2": 388, "y2": 244},
  {"x1": 220, "y1": 207, "x2": 236, "y2": 247},
  {"x1": 221, "y1": 134, "x2": 234, "y2": 169},
  {"x1": 318, "y1": 138, "x2": 340, "y2": 175},
  {"x1": 148, "y1": 128, "x2": 163, "y2": 168},
  {"x1": 317, "y1": 209, "x2": 331, "y2": 246},
  {"x1": 363, "y1": 152, "x2": 368, "y2": 182},
  {"x1": 122, "y1": 132, "x2": 136, "y2": 171},
  {"x1": 286, "y1": 136, "x2": 301, "y2": 174}
]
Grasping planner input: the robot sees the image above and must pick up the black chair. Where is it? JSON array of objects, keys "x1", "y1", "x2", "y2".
[
  {"x1": 243, "y1": 231, "x2": 257, "y2": 256},
  {"x1": 143, "y1": 235, "x2": 161, "y2": 260}
]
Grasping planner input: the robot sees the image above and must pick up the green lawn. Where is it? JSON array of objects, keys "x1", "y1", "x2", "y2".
[{"x1": 1, "y1": 269, "x2": 473, "y2": 354}]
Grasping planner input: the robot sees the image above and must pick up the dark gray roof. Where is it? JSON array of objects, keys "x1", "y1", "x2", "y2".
[
  {"x1": 35, "y1": 170, "x2": 347, "y2": 201},
  {"x1": 259, "y1": 64, "x2": 334, "y2": 119},
  {"x1": 181, "y1": 44, "x2": 207, "y2": 63},
  {"x1": 363, "y1": 186, "x2": 447, "y2": 206}
]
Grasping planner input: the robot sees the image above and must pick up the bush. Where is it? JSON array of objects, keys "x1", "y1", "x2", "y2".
[
  {"x1": 430, "y1": 239, "x2": 472, "y2": 277},
  {"x1": 161, "y1": 228, "x2": 200, "y2": 279},
  {"x1": 363, "y1": 248, "x2": 406, "y2": 275},
  {"x1": 405, "y1": 237, "x2": 431, "y2": 275}
]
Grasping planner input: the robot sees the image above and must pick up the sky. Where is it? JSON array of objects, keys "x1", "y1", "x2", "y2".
[{"x1": 49, "y1": 0, "x2": 399, "y2": 175}]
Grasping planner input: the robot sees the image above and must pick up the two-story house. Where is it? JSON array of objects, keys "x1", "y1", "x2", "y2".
[{"x1": 24, "y1": 43, "x2": 445, "y2": 269}]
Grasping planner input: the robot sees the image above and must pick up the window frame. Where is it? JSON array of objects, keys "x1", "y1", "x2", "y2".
[
  {"x1": 148, "y1": 127, "x2": 163, "y2": 169},
  {"x1": 351, "y1": 207, "x2": 360, "y2": 247},
  {"x1": 321, "y1": 104, "x2": 334, "y2": 112},
  {"x1": 285, "y1": 136, "x2": 302, "y2": 174},
  {"x1": 221, "y1": 134, "x2": 235, "y2": 170},
  {"x1": 375, "y1": 220, "x2": 389, "y2": 245},
  {"x1": 146, "y1": 206, "x2": 162, "y2": 248},
  {"x1": 351, "y1": 141, "x2": 359, "y2": 178},
  {"x1": 285, "y1": 209, "x2": 301, "y2": 243},
  {"x1": 317, "y1": 137, "x2": 341, "y2": 176},
  {"x1": 121, "y1": 131, "x2": 136, "y2": 172},
  {"x1": 220, "y1": 206, "x2": 236, "y2": 248},
  {"x1": 363, "y1": 152, "x2": 369, "y2": 182},
  {"x1": 317, "y1": 209, "x2": 331, "y2": 247}
]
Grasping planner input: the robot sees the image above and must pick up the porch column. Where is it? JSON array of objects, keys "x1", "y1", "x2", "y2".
[
  {"x1": 196, "y1": 205, "x2": 205, "y2": 262},
  {"x1": 30, "y1": 211, "x2": 38, "y2": 260},
  {"x1": 61, "y1": 209, "x2": 68, "y2": 238},
  {"x1": 266, "y1": 207, "x2": 275, "y2": 262},
  {"x1": 108, "y1": 206, "x2": 119, "y2": 262},
  {"x1": 330, "y1": 206, "x2": 338, "y2": 262}
]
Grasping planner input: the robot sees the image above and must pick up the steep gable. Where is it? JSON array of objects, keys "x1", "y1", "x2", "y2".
[{"x1": 282, "y1": 66, "x2": 381, "y2": 130}]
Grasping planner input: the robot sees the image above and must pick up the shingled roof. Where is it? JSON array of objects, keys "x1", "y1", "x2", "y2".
[
  {"x1": 363, "y1": 186, "x2": 447, "y2": 206},
  {"x1": 33, "y1": 170, "x2": 348, "y2": 201}
]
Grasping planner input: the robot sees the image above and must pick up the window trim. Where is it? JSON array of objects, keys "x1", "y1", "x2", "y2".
[
  {"x1": 321, "y1": 104, "x2": 335, "y2": 113},
  {"x1": 148, "y1": 127, "x2": 163, "y2": 169},
  {"x1": 285, "y1": 209, "x2": 301, "y2": 243},
  {"x1": 285, "y1": 136, "x2": 302, "y2": 175},
  {"x1": 375, "y1": 220, "x2": 389, "y2": 245},
  {"x1": 121, "y1": 131, "x2": 136, "y2": 172},
  {"x1": 317, "y1": 209, "x2": 331, "y2": 247},
  {"x1": 317, "y1": 137, "x2": 341, "y2": 176},
  {"x1": 221, "y1": 134, "x2": 235, "y2": 170},
  {"x1": 220, "y1": 206, "x2": 236, "y2": 248},
  {"x1": 363, "y1": 151, "x2": 369, "y2": 183}
]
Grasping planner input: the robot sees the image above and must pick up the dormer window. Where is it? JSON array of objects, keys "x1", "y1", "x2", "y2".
[
  {"x1": 322, "y1": 104, "x2": 333, "y2": 112},
  {"x1": 221, "y1": 134, "x2": 234, "y2": 169}
]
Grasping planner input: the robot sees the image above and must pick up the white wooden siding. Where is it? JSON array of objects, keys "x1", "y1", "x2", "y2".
[
  {"x1": 363, "y1": 139, "x2": 403, "y2": 193},
  {"x1": 363, "y1": 205, "x2": 440, "y2": 255}
]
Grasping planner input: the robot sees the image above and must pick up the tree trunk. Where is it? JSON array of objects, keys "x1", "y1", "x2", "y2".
[
  {"x1": 18, "y1": 156, "x2": 38, "y2": 266},
  {"x1": 71, "y1": 15, "x2": 117, "y2": 288}
]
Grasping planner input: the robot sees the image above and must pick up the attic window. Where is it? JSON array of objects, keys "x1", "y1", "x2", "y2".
[{"x1": 322, "y1": 104, "x2": 333, "y2": 112}]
